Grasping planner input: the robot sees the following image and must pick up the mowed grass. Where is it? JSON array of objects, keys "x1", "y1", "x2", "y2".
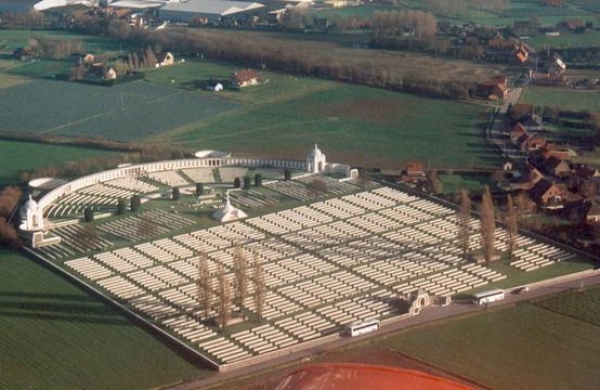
[
  {"x1": 520, "y1": 86, "x2": 600, "y2": 113},
  {"x1": 388, "y1": 303, "x2": 600, "y2": 390},
  {"x1": 0, "y1": 250, "x2": 211, "y2": 389},
  {"x1": 144, "y1": 60, "x2": 332, "y2": 105},
  {"x1": 0, "y1": 140, "x2": 121, "y2": 186},
  {"x1": 160, "y1": 81, "x2": 496, "y2": 170}
]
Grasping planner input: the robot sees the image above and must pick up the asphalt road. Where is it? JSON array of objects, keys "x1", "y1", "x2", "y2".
[{"x1": 169, "y1": 270, "x2": 600, "y2": 390}]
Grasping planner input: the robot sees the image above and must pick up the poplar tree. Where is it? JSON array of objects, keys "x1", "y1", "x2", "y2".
[
  {"x1": 197, "y1": 251, "x2": 211, "y2": 319},
  {"x1": 233, "y1": 244, "x2": 248, "y2": 312},
  {"x1": 458, "y1": 189, "x2": 471, "y2": 260},
  {"x1": 480, "y1": 186, "x2": 496, "y2": 262},
  {"x1": 217, "y1": 263, "x2": 230, "y2": 328},
  {"x1": 252, "y1": 252, "x2": 266, "y2": 322},
  {"x1": 506, "y1": 194, "x2": 518, "y2": 260}
]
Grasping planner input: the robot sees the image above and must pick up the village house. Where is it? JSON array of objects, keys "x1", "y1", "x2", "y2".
[
  {"x1": 538, "y1": 144, "x2": 574, "y2": 161},
  {"x1": 528, "y1": 179, "x2": 566, "y2": 205},
  {"x1": 586, "y1": 203, "x2": 600, "y2": 222},
  {"x1": 87, "y1": 63, "x2": 117, "y2": 81},
  {"x1": 543, "y1": 155, "x2": 571, "y2": 177},
  {"x1": 233, "y1": 69, "x2": 260, "y2": 87},
  {"x1": 509, "y1": 123, "x2": 527, "y2": 144},
  {"x1": 156, "y1": 52, "x2": 175, "y2": 67},
  {"x1": 473, "y1": 75, "x2": 508, "y2": 100},
  {"x1": 508, "y1": 103, "x2": 543, "y2": 131}
]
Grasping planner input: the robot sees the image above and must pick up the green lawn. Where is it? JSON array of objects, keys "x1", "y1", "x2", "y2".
[
  {"x1": 151, "y1": 76, "x2": 495, "y2": 170},
  {"x1": 387, "y1": 303, "x2": 600, "y2": 390},
  {"x1": 520, "y1": 86, "x2": 600, "y2": 113},
  {"x1": 0, "y1": 140, "x2": 122, "y2": 187},
  {"x1": 0, "y1": 250, "x2": 211, "y2": 390}
]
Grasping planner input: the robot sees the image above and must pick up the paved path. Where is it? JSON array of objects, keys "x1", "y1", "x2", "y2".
[{"x1": 168, "y1": 270, "x2": 600, "y2": 390}]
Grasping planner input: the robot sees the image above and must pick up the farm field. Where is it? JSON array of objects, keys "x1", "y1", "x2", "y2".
[
  {"x1": 0, "y1": 78, "x2": 240, "y2": 142},
  {"x1": 0, "y1": 29, "x2": 127, "y2": 54},
  {"x1": 388, "y1": 303, "x2": 600, "y2": 390},
  {"x1": 534, "y1": 285, "x2": 600, "y2": 325},
  {"x1": 0, "y1": 140, "x2": 121, "y2": 187},
  {"x1": 519, "y1": 86, "x2": 600, "y2": 113},
  {"x1": 0, "y1": 250, "x2": 211, "y2": 390},
  {"x1": 155, "y1": 77, "x2": 496, "y2": 170}
]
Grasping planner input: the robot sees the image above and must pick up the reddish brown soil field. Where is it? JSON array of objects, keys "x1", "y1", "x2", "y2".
[{"x1": 215, "y1": 343, "x2": 489, "y2": 390}]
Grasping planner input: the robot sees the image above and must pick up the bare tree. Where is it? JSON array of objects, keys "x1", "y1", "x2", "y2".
[
  {"x1": 480, "y1": 186, "x2": 496, "y2": 262},
  {"x1": 252, "y1": 252, "x2": 266, "y2": 322},
  {"x1": 506, "y1": 194, "x2": 519, "y2": 260},
  {"x1": 197, "y1": 251, "x2": 212, "y2": 319},
  {"x1": 458, "y1": 189, "x2": 471, "y2": 260},
  {"x1": 233, "y1": 244, "x2": 248, "y2": 312},
  {"x1": 217, "y1": 263, "x2": 231, "y2": 328}
]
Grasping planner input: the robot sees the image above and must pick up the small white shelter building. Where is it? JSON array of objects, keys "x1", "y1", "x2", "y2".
[
  {"x1": 306, "y1": 144, "x2": 327, "y2": 174},
  {"x1": 20, "y1": 195, "x2": 44, "y2": 232}
]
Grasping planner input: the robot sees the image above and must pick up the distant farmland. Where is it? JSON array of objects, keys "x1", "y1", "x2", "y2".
[{"x1": 0, "y1": 79, "x2": 240, "y2": 142}]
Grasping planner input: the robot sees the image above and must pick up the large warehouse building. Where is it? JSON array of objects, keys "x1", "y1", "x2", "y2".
[{"x1": 158, "y1": 0, "x2": 265, "y2": 24}]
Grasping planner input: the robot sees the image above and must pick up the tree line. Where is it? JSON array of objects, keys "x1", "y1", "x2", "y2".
[
  {"x1": 458, "y1": 186, "x2": 525, "y2": 263},
  {"x1": 98, "y1": 23, "x2": 471, "y2": 100},
  {"x1": 0, "y1": 186, "x2": 23, "y2": 248},
  {"x1": 196, "y1": 245, "x2": 266, "y2": 329}
]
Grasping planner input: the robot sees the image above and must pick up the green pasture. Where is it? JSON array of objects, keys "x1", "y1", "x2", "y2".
[
  {"x1": 534, "y1": 285, "x2": 600, "y2": 325},
  {"x1": 520, "y1": 87, "x2": 600, "y2": 113},
  {"x1": 0, "y1": 78, "x2": 240, "y2": 142},
  {"x1": 527, "y1": 29, "x2": 600, "y2": 50},
  {"x1": 0, "y1": 140, "x2": 121, "y2": 187},
  {"x1": 388, "y1": 303, "x2": 600, "y2": 390},
  {"x1": 155, "y1": 80, "x2": 496, "y2": 170},
  {"x1": 438, "y1": 173, "x2": 492, "y2": 194},
  {"x1": 144, "y1": 61, "x2": 332, "y2": 105},
  {"x1": 0, "y1": 29, "x2": 126, "y2": 53},
  {"x1": 0, "y1": 250, "x2": 210, "y2": 390},
  {"x1": 8, "y1": 59, "x2": 72, "y2": 78}
]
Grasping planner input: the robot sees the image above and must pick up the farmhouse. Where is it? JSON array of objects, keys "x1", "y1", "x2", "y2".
[
  {"x1": 158, "y1": 0, "x2": 265, "y2": 25},
  {"x1": 543, "y1": 156, "x2": 570, "y2": 177},
  {"x1": 473, "y1": 76, "x2": 508, "y2": 100},
  {"x1": 528, "y1": 179, "x2": 566, "y2": 205},
  {"x1": 156, "y1": 52, "x2": 175, "y2": 67},
  {"x1": 233, "y1": 69, "x2": 260, "y2": 87}
]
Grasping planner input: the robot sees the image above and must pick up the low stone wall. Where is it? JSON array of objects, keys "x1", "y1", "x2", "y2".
[
  {"x1": 38, "y1": 157, "x2": 306, "y2": 212},
  {"x1": 219, "y1": 333, "x2": 340, "y2": 373}
]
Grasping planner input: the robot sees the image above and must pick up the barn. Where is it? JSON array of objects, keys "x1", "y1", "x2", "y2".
[{"x1": 158, "y1": 0, "x2": 265, "y2": 25}]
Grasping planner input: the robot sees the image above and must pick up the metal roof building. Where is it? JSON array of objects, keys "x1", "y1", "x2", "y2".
[{"x1": 158, "y1": 0, "x2": 265, "y2": 24}]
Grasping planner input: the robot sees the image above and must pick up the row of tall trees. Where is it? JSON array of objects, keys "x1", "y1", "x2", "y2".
[
  {"x1": 372, "y1": 10, "x2": 437, "y2": 39},
  {"x1": 457, "y1": 187, "x2": 524, "y2": 262},
  {"x1": 196, "y1": 246, "x2": 266, "y2": 329},
  {"x1": 99, "y1": 25, "x2": 470, "y2": 100},
  {"x1": 424, "y1": 0, "x2": 510, "y2": 16}
]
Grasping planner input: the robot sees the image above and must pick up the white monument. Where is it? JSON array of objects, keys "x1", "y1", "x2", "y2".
[
  {"x1": 212, "y1": 192, "x2": 247, "y2": 223},
  {"x1": 20, "y1": 195, "x2": 44, "y2": 232},
  {"x1": 306, "y1": 144, "x2": 327, "y2": 174}
]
